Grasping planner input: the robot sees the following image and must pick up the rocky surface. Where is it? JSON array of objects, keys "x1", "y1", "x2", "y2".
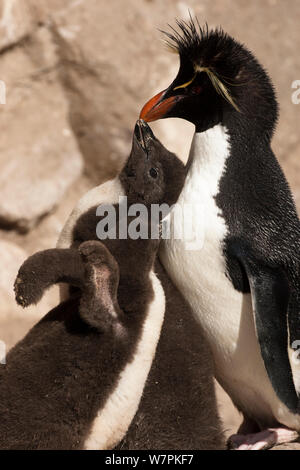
[
  {"x1": 0, "y1": 0, "x2": 33, "y2": 52},
  {"x1": 0, "y1": 0, "x2": 299, "y2": 448},
  {"x1": 0, "y1": 25, "x2": 83, "y2": 232}
]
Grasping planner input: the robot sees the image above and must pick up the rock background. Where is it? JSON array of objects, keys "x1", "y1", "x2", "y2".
[{"x1": 0, "y1": 0, "x2": 300, "y2": 449}]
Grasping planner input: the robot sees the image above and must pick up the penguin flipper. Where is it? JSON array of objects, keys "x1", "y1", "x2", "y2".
[
  {"x1": 14, "y1": 248, "x2": 85, "y2": 307},
  {"x1": 229, "y1": 239, "x2": 299, "y2": 413},
  {"x1": 78, "y1": 241, "x2": 124, "y2": 333}
]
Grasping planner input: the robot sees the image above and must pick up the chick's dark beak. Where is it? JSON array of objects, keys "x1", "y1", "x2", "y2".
[
  {"x1": 139, "y1": 89, "x2": 178, "y2": 122},
  {"x1": 134, "y1": 119, "x2": 155, "y2": 151}
]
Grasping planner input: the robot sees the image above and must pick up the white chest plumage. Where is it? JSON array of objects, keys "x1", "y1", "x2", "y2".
[
  {"x1": 160, "y1": 124, "x2": 300, "y2": 429},
  {"x1": 84, "y1": 270, "x2": 165, "y2": 450}
]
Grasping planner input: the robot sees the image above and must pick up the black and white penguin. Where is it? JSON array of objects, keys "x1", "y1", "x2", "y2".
[
  {"x1": 140, "y1": 19, "x2": 300, "y2": 449},
  {"x1": 1, "y1": 121, "x2": 223, "y2": 449}
]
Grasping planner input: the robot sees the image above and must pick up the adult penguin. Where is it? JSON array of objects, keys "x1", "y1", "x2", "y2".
[{"x1": 140, "y1": 19, "x2": 300, "y2": 449}]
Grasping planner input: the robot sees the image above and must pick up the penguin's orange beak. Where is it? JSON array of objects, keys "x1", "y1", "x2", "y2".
[{"x1": 139, "y1": 89, "x2": 177, "y2": 122}]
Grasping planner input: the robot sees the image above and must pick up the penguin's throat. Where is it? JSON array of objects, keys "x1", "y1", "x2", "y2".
[
  {"x1": 188, "y1": 124, "x2": 230, "y2": 168},
  {"x1": 186, "y1": 124, "x2": 231, "y2": 193}
]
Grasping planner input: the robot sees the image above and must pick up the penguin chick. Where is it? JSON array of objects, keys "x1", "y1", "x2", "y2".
[{"x1": 1, "y1": 120, "x2": 201, "y2": 450}]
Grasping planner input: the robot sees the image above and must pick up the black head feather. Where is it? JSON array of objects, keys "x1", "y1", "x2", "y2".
[
  {"x1": 163, "y1": 18, "x2": 264, "y2": 82},
  {"x1": 161, "y1": 17, "x2": 278, "y2": 138}
]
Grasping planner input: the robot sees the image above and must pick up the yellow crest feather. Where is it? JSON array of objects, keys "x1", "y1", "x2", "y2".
[{"x1": 195, "y1": 65, "x2": 240, "y2": 112}]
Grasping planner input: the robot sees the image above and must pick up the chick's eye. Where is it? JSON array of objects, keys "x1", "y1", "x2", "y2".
[{"x1": 149, "y1": 168, "x2": 158, "y2": 179}]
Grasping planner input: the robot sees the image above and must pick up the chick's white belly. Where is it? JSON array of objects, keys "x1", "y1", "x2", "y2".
[{"x1": 160, "y1": 238, "x2": 300, "y2": 430}]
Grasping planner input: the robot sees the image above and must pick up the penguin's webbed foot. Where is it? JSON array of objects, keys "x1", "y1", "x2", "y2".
[{"x1": 228, "y1": 427, "x2": 299, "y2": 450}]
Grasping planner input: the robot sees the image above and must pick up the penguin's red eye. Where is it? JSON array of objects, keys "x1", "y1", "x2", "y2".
[
  {"x1": 149, "y1": 168, "x2": 158, "y2": 179},
  {"x1": 191, "y1": 85, "x2": 202, "y2": 94}
]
